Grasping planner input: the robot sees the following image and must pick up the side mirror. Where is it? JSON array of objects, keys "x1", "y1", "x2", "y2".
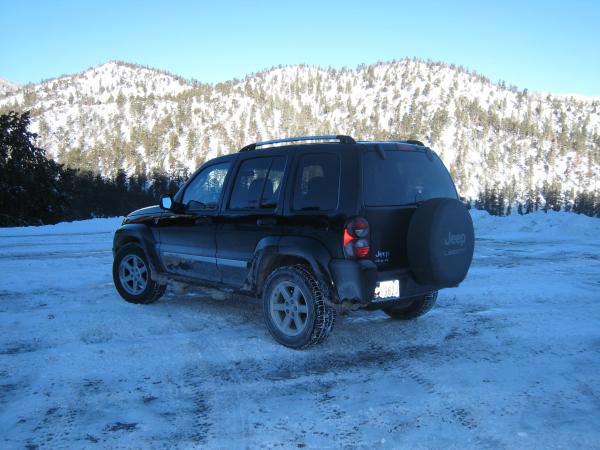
[{"x1": 160, "y1": 194, "x2": 173, "y2": 210}]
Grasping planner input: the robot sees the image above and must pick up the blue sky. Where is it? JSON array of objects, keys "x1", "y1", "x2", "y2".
[{"x1": 1, "y1": 0, "x2": 599, "y2": 95}]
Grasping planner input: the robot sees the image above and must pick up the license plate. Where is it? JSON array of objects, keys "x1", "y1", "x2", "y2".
[{"x1": 374, "y1": 280, "x2": 400, "y2": 301}]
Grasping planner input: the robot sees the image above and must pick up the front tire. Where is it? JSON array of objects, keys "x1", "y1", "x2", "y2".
[
  {"x1": 262, "y1": 265, "x2": 335, "y2": 349},
  {"x1": 113, "y1": 244, "x2": 166, "y2": 304},
  {"x1": 383, "y1": 291, "x2": 438, "y2": 320}
]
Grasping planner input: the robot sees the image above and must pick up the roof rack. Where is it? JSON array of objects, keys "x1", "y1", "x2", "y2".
[
  {"x1": 356, "y1": 139, "x2": 426, "y2": 146},
  {"x1": 404, "y1": 139, "x2": 425, "y2": 146},
  {"x1": 239, "y1": 135, "x2": 356, "y2": 152}
]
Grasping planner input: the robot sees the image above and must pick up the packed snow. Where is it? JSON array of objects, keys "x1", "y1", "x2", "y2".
[{"x1": 1, "y1": 211, "x2": 599, "y2": 448}]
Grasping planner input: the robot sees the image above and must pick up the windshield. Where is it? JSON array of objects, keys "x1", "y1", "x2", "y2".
[{"x1": 363, "y1": 148, "x2": 457, "y2": 206}]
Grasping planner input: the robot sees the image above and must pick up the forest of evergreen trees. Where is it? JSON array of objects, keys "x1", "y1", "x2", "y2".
[
  {"x1": 474, "y1": 184, "x2": 599, "y2": 217},
  {"x1": 0, "y1": 110, "x2": 598, "y2": 227},
  {"x1": 0, "y1": 111, "x2": 185, "y2": 226}
]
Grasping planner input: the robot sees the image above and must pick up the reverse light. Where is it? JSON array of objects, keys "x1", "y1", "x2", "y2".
[{"x1": 343, "y1": 217, "x2": 370, "y2": 258}]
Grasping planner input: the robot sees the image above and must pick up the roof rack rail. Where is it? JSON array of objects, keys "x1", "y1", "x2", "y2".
[
  {"x1": 239, "y1": 135, "x2": 356, "y2": 152},
  {"x1": 356, "y1": 139, "x2": 426, "y2": 146}
]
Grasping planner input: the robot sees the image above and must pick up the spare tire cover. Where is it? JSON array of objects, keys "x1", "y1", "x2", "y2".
[{"x1": 407, "y1": 198, "x2": 474, "y2": 287}]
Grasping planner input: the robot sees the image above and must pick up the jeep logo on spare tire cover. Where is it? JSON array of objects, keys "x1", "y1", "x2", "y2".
[
  {"x1": 444, "y1": 231, "x2": 467, "y2": 255},
  {"x1": 406, "y1": 198, "x2": 475, "y2": 288}
]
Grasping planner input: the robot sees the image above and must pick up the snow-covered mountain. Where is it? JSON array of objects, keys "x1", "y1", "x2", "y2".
[
  {"x1": 0, "y1": 78, "x2": 20, "y2": 96},
  {"x1": 1, "y1": 59, "x2": 599, "y2": 203}
]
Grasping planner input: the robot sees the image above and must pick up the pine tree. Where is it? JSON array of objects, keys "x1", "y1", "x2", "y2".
[{"x1": 0, "y1": 111, "x2": 65, "y2": 225}]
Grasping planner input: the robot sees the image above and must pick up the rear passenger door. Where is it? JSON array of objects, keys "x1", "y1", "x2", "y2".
[
  {"x1": 284, "y1": 151, "x2": 343, "y2": 256},
  {"x1": 216, "y1": 155, "x2": 288, "y2": 287}
]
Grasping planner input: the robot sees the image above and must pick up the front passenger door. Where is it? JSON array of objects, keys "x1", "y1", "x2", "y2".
[{"x1": 158, "y1": 162, "x2": 231, "y2": 282}]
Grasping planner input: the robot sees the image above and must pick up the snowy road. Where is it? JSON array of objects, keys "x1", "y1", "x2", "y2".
[{"x1": 1, "y1": 211, "x2": 600, "y2": 449}]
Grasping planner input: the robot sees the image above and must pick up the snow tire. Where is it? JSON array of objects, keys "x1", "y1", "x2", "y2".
[
  {"x1": 113, "y1": 243, "x2": 166, "y2": 304},
  {"x1": 263, "y1": 265, "x2": 335, "y2": 349}
]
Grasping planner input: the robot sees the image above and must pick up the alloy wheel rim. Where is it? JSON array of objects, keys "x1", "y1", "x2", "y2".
[
  {"x1": 119, "y1": 254, "x2": 148, "y2": 295},
  {"x1": 269, "y1": 281, "x2": 309, "y2": 337}
]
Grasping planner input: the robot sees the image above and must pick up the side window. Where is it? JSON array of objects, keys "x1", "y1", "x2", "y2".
[
  {"x1": 293, "y1": 153, "x2": 340, "y2": 211},
  {"x1": 261, "y1": 157, "x2": 286, "y2": 208},
  {"x1": 182, "y1": 162, "x2": 230, "y2": 210},
  {"x1": 229, "y1": 156, "x2": 287, "y2": 210}
]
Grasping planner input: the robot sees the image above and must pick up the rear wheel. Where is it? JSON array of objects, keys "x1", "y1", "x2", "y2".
[
  {"x1": 383, "y1": 291, "x2": 438, "y2": 320},
  {"x1": 113, "y1": 244, "x2": 166, "y2": 304},
  {"x1": 263, "y1": 265, "x2": 335, "y2": 349}
]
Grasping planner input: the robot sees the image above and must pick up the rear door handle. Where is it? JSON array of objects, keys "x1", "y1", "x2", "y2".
[{"x1": 257, "y1": 217, "x2": 277, "y2": 226}]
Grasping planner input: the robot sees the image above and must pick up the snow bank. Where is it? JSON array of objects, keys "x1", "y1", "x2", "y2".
[
  {"x1": 0, "y1": 217, "x2": 123, "y2": 236},
  {"x1": 1, "y1": 210, "x2": 597, "y2": 241},
  {"x1": 470, "y1": 209, "x2": 600, "y2": 241}
]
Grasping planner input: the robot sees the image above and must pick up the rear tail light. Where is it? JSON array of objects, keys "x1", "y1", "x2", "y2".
[{"x1": 343, "y1": 217, "x2": 370, "y2": 258}]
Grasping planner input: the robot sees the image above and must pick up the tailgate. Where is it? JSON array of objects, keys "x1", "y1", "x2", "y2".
[
  {"x1": 360, "y1": 145, "x2": 458, "y2": 272},
  {"x1": 361, "y1": 206, "x2": 416, "y2": 271}
]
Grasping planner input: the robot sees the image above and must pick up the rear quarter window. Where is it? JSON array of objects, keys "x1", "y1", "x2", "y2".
[{"x1": 293, "y1": 153, "x2": 340, "y2": 211}]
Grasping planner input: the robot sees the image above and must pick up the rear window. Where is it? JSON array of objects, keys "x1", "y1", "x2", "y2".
[
  {"x1": 363, "y1": 149, "x2": 457, "y2": 206},
  {"x1": 293, "y1": 153, "x2": 340, "y2": 211}
]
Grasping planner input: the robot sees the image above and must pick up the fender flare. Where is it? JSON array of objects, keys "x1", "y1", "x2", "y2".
[
  {"x1": 113, "y1": 224, "x2": 164, "y2": 283},
  {"x1": 246, "y1": 235, "x2": 335, "y2": 298},
  {"x1": 277, "y1": 236, "x2": 333, "y2": 281}
]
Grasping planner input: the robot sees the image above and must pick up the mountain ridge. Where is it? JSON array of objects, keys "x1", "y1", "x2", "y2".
[
  {"x1": 0, "y1": 77, "x2": 21, "y2": 96},
  {"x1": 1, "y1": 58, "x2": 598, "y2": 205},
  {"x1": 8, "y1": 59, "x2": 599, "y2": 100}
]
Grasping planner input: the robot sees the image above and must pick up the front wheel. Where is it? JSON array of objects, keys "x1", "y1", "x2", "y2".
[
  {"x1": 113, "y1": 244, "x2": 166, "y2": 304},
  {"x1": 382, "y1": 291, "x2": 438, "y2": 320},
  {"x1": 263, "y1": 265, "x2": 335, "y2": 349}
]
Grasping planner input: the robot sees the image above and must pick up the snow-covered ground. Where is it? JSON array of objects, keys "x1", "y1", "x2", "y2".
[{"x1": 1, "y1": 211, "x2": 599, "y2": 448}]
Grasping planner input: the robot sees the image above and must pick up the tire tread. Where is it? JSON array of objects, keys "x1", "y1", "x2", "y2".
[
  {"x1": 113, "y1": 244, "x2": 166, "y2": 304},
  {"x1": 263, "y1": 264, "x2": 335, "y2": 349}
]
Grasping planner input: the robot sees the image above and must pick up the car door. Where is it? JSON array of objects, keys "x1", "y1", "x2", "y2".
[
  {"x1": 158, "y1": 161, "x2": 231, "y2": 283},
  {"x1": 216, "y1": 154, "x2": 288, "y2": 287}
]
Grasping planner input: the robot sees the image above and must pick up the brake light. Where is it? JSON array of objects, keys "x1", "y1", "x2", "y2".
[
  {"x1": 343, "y1": 229, "x2": 353, "y2": 246},
  {"x1": 343, "y1": 217, "x2": 370, "y2": 258}
]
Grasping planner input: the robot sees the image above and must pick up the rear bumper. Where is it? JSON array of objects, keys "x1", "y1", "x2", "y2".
[{"x1": 329, "y1": 259, "x2": 437, "y2": 306}]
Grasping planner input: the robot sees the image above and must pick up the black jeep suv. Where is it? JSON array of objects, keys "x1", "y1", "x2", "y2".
[{"x1": 112, "y1": 135, "x2": 474, "y2": 349}]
